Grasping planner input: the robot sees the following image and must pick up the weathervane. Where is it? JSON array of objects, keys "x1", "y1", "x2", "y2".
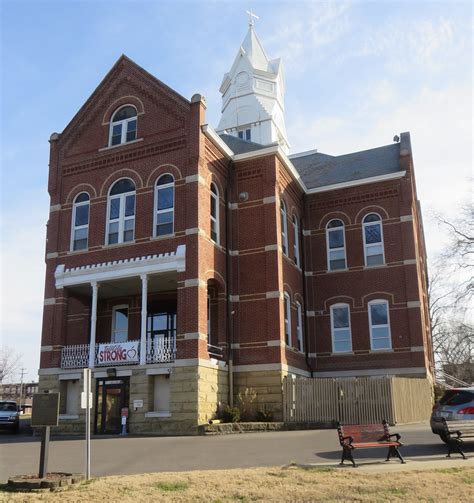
[{"x1": 246, "y1": 9, "x2": 259, "y2": 27}]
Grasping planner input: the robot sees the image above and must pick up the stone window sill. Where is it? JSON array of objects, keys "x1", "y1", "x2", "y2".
[
  {"x1": 98, "y1": 138, "x2": 144, "y2": 152},
  {"x1": 145, "y1": 411, "x2": 171, "y2": 418}
]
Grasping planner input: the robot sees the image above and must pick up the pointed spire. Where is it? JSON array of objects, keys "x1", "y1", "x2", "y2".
[{"x1": 241, "y1": 24, "x2": 269, "y2": 71}]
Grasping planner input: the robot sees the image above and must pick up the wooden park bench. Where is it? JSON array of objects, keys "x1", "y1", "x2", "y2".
[
  {"x1": 441, "y1": 419, "x2": 474, "y2": 459},
  {"x1": 337, "y1": 421, "x2": 405, "y2": 467}
]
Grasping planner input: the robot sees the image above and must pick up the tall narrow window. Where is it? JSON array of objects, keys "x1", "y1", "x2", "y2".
[
  {"x1": 109, "y1": 106, "x2": 137, "y2": 146},
  {"x1": 112, "y1": 305, "x2": 128, "y2": 343},
  {"x1": 155, "y1": 174, "x2": 174, "y2": 237},
  {"x1": 296, "y1": 301, "x2": 304, "y2": 351},
  {"x1": 107, "y1": 179, "x2": 136, "y2": 245},
  {"x1": 71, "y1": 192, "x2": 90, "y2": 251},
  {"x1": 293, "y1": 215, "x2": 300, "y2": 266},
  {"x1": 284, "y1": 292, "x2": 291, "y2": 346},
  {"x1": 326, "y1": 219, "x2": 347, "y2": 271},
  {"x1": 330, "y1": 304, "x2": 352, "y2": 353},
  {"x1": 281, "y1": 201, "x2": 288, "y2": 255},
  {"x1": 363, "y1": 213, "x2": 385, "y2": 266},
  {"x1": 210, "y1": 183, "x2": 219, "y2": 244},
  {"x1": 368, "y1": 300, "x2": 391, "y2": 350}
]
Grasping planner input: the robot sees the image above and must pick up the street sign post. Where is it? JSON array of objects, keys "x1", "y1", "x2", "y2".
[
  {"x1": 31, "y1": 392, "x2": 60, "y2": 478},
  {"x1": 82, "y1": 369, "x2": 92, "y2": 480}
]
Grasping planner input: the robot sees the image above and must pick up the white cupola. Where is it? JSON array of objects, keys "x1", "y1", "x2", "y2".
[{"x1": 216, "y1": 22, "x2": 290, "y2": 153}]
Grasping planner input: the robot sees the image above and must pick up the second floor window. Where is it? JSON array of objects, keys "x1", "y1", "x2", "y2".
[
  {"x1": 363, "y1": 213, "x2": 385, "y2": 266},
  {"x1": 109, "y1": 106, "x2": 137, "y2": 146},
  {"x1": 330, "y1": 304, "x2": 352, "y2": 353},
  {"x1": 112, "y1": 305, "x2": 129, "y2": 343},
  {"x1": 281, "y1": 201, "x2": 288, "y2": 255},
  {"x1": 107, "y1": 179, "x2": 136, "y2": 245},
  {"x1": 210, "y1": 183, "x2": 219, "y2": 244},
  {"x1": 326, "y1": 219, "x2": 346, "y2": 271},
  {"x1": 155, "y1": 174, "x2": 174, "y2": 237},
  {"x1": 293, "y1": 215, "x2": 300, "y2": 267},
  {"x1": 71, "y1": 192, "x2": 89, "y2": 251}
]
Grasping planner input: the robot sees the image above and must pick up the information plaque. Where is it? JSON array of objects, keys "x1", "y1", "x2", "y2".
[{"x1": 31, "y1": 393, "x2": 60, "y2": 427}]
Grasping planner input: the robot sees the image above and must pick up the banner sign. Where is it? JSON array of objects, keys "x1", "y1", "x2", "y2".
[{"x1": 97, "y1": 341, "x2": 139, "y2": 365}]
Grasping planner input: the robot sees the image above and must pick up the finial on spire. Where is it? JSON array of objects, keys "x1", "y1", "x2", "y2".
[{"x1": 246, "y1": 9, "x2": 259, "y2": 27}]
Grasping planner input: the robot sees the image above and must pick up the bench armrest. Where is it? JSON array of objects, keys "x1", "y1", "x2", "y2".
[{"x1": 388, "y1": 432, "x2": 401, "y2": 442}]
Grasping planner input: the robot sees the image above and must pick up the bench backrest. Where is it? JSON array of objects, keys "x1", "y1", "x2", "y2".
[
  {"x1": 337, "y1": 422, "x2": 389, "y2": 445},
  {"x1": 443, "y1": 419, "x2": 474, "y2": 435}
]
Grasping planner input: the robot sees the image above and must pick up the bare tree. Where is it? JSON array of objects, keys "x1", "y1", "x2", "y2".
[{"x1": 0, "y1": 346, "x2": 22, "y2": 383}]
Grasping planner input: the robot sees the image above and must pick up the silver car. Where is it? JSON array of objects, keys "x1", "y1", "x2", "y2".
[
  {"x1": 0, "y1": 400, "x2": 20, "y2": 433},
  {"x1": 431, "y1": 387, "x2": 474, "y2": 442}
]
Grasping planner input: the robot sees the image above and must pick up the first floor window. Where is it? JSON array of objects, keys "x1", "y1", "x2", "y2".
[
  {"x1": 284, "y1": 293, "x2": 291, "y2": 346},
  {"x1": 330, "y1": 304, "x2": 352, "y2": 353},
  {"x1": 296, "y1": 301, "x2": 304, "y2": 351},
  {"x1": 368, "y1": 300, "x2": 391, "y2": 350},
  {"x1": 112, "y1": 305, "x2": 128, "y2": 343},
  {"x1": 71, "y1": 192, "x2": 89, "y2": 251}
]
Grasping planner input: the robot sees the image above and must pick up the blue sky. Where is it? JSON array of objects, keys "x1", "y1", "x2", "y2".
[{"x1": 1, "y1": 0, "x2": 472, "y2": 381}]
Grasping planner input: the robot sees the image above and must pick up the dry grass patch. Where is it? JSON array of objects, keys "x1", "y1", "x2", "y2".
[{"x1": 0, "y1": 466, "x2": 473, "y2": 502}]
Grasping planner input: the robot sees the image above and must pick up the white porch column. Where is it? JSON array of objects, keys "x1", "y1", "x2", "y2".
[
  {"x1": 140, "y1": 274, "x2": 148, "y2": 365},
  {"x1": 88, "y1": 281, "x2": 99, "y2": 368}
]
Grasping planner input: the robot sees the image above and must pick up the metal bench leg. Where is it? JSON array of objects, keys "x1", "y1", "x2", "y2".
[
  {"x1": 447, "y1": 439, "x2": 466, "y2": 460},
  {"x1": 387, "y1": 446, "x2": 405, "y2": 464},
  {"x1": 340, "y1": 446, "x2": 356, "y2": 467}
]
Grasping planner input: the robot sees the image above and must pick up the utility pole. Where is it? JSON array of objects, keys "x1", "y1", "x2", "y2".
[{"x1": 19, "y1": 368, "x2": 26, "y2": 412}]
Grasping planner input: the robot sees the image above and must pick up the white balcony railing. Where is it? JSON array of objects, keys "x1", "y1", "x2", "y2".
[{"x1": 60, "y1": 338, "x2": 176, "y2": 369}]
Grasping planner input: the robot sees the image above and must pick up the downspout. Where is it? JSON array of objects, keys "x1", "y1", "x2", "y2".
[
  {"x1": 301, "y1": 195, "x2": 312, "y2": 377},
  {"x1": 225, "y1": 163, "x2": 234, "y2": 407}
]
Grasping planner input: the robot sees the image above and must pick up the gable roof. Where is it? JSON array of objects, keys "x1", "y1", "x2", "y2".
[
  {"x1": 290, "y1": 143, "x2": 401, "y2": 190},
  {"x1": 219, "y1": 134, "x2": 268, "y2": 155}
]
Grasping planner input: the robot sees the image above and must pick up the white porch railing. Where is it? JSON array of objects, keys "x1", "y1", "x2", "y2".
[{"x1": 61, "y1": 338, "x2": 176, "y2": 369}]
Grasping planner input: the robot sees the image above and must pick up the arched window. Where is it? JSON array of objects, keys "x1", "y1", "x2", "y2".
[
  {"x1": 326, "y1": 219, "x2": 347, "y2": 271},
  {"x1": 210, "y1": 183, "x2": 219, "y2": 244},
  {"x1": 284, "y1": 292, "x2": 291, "y2": 346},
  {"x1": 109, "y1": 105, "x2": 137, "y2": 146},
  {"x1": 296, "y1": 301, "x2": 304, "y2": 351},
  {"x1": 330, "y1": 303, "x2": 352, "y2": 353},
  {"x1": 155, "y1": 174, "x2": 174, "y2": 237},
  {"x1": 280, "y1": 200, "x2": 288, "y2": 255},
  {"x1": 71, "y1": 192, "x2": 90, "y2": 251},
  {"x1": 293, "y1": 215, "x2": 300, "y2": 267},
  {"x1": 363, "y1": 213, "x2": 385, "y2": 266},
  {"x1": 368, "y1": 300, "x2": 391, "y2": 350},
  {"x1": 107, "y1": 178, "x2": 136, "y2": 245}
]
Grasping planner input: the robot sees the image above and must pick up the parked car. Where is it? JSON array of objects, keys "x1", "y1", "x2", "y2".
[
  {"x1": 0, "y1": 400, "x2": 20, "y2": 433},
  {"x1": 431, "y1": 387, "x2": 474, "y2": 442}
]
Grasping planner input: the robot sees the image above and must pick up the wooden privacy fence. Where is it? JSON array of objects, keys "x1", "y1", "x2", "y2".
[{"x1": 282, "y1": 376, "x2": 433, "y2": 425}]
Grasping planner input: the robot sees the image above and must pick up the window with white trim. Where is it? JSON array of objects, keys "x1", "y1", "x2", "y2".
[
  {"x1": 368, "y1": 300, "x2": 391, "y2": 350},
  {"x1": 112, "y1": 305, "x2": 128, "y2": 343},
  {"x1": 281, "y1": 201, "x2": 288, "y2": 255},
  {"x1": 71, "y1": 192, "x2": 90, "y2": 251},
  {"x1": 363, "y1": 213, "x2": 385, "y2": 266},
  {"x1": 238, "y1": 128, "x2": 251, "y2": 141},
  {"x1": 210, "y1": 183, "x2": 219, "y2": 244},
  {"x1": 326, "y1": 219, "x2": 347, "y2": 271},
  {"x1": 107, "y1": 179, "x2": 135, "y2": 245},
  {"x1": 109, "y1": 106, "x2": 137, "y2": 146},
  {"x1": 296, "y1": 301, "x2": 304, "y2": 351},
  {"x1": 330, "y1": 304, "x2": 352, "y2": 353},
  {"x1": 293, "y1": 215, "x2": 301, "y2": 267},
  {"x1": 154, "y1": 174, "x2": 174, "y2": 237},
  {"x1": 284, "y1": 292, "x2": 291, "y2": 346}
]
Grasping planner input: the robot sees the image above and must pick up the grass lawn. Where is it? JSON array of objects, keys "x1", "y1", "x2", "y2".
[{"x1": 1, "y1": 465, "x2": 472, "y2": 502}]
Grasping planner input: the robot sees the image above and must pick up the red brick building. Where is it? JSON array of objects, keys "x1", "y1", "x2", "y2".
[{"x1": 38, "y1": 26, "x2": 433, "y2": 434}]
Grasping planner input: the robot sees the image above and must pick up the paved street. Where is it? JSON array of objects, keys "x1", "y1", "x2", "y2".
[{"x1": 1, "y1": 422, "x2": 472, "y2": 481}]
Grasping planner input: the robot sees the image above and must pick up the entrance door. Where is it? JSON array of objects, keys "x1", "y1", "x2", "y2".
[{"x1": 95, "y1": 378, "x2": 129, "y2": 434}]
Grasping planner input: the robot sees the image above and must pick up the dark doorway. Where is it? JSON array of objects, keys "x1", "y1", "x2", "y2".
[{"x1": 95, "y1": 378, "x2": 129, "y2": 434}]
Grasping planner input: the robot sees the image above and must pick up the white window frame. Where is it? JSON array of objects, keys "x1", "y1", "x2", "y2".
[
  {"x1": 293, "y1": 215, "x2": 300, "y2": 267},
  {"x1": 296, "y1": 301, "x2": 304, "y2": 352},
  {"x1": 284, "y1": 292, "x2": 291, "y2": 346},
  {"x1": 111, "y1": 304, "x2": 129, "y2": 343},
  {"x1": 153, "y1": 174, "x2": 175, "y2": 237},
  {"x1": 362, "y1": 213, "x2": 385, "y2": 267},
  {"x1": 330, "y1": 303, "x2": 352, "y2": 353},
  {"x1": 105, "y1": 179, "x2": 136, "y2": 245},
  {"x1": 108, "y1": 105, "x2": 138, "y2": 147},
  {"x1": 281, "y1": 200, "x2": 288, "y2": 256},
  {"x1": 326, "y1": 219, "x2": 347, "y2": 271},
  {"x1": 70, "y1": 193, "x2": 90, "y2": 251},
  {"x1": 368, "y1": 300, "x2": 392, "y2": 351},
  {"x1": 238, "y1": 128, "x2": 251, "y2": 141},
  {"x1": 210, "y1": 183, "x2": 220, "y2": 245}
]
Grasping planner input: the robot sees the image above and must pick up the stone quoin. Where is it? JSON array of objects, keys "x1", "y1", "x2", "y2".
[{"x1": 38, "y1": 23, "x2": 433, "y2": 435}]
